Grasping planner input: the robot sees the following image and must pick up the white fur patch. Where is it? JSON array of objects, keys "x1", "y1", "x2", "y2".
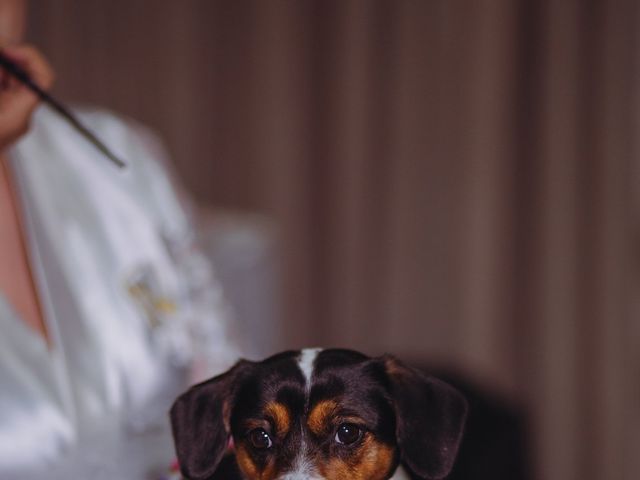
[
  {"x1": 389, "y1": 466, "x2": 411, "y2": 479},
  {"x1": 277, "y1": 473, "x2": 323, "y2": 480},
  {"x1": 297, "y1": 348, "x2": 321, "y2": 389},
  {"x1": 276, "y1": 435, "x2": 322, "y2": 479},
  {"x1": 277, "y1": 464, "x2": 322, "y2": 479}
]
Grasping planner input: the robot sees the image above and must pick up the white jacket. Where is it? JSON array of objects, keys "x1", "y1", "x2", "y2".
[{"x1": 0, "y1": 106, "x2": 238, "y2": 478}]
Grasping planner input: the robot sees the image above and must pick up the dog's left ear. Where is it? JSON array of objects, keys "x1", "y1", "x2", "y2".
[
  {"x1": 170, "y1": 360, "x2": 252, "y2": 480},
  {"x1": 381, "y1": 356, "x2": 468, "y2": 480}
]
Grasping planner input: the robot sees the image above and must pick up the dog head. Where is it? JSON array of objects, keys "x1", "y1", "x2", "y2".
[{"x1": 170, "y1": 348, "x2": 467, "y2": 480}]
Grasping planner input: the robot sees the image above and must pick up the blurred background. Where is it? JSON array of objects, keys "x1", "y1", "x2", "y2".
[{"x1": 26, "y1": 1, "x2": 638, "y2": 480}]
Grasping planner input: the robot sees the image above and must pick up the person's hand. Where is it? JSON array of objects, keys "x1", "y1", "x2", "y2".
[{"x1": 0, "y1": 44, "x2": 54, "y2": 150}]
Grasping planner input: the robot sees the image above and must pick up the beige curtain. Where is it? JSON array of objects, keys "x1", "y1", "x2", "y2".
[{"x1": 26, "y1": 1, "x2": 638, "y2": 479}]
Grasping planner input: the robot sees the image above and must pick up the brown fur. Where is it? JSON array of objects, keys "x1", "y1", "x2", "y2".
[
  {"x1": 235, "y1": 444, "x2": 259, "y2": 479},
  {"x1": 307, "y1": 399, "x2": 339, "y2": 435},
  {"x1": 236, "y1": 444, "x2": 277, "y2": 480},
  {"x1": 319, "y1": 434, "x2": 396, "y2": 480},
  {"x1": 235, "y1": 402, "x2": 290, "y2": 480},
  {"x1": 308, "y1": 400, "x2": 396, "y2": 480},
  {"x1": 265, "y1": 402, "x2": 291, "y2": 438}
]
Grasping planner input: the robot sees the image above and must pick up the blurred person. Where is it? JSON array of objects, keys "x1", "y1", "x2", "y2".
[{"x1": 0, "y1": 0, "x2": 238, "y2": 477}]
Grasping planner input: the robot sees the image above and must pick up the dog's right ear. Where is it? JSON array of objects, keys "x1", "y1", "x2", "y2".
[
  {"x1": 170, "y1": 360, "x2": 252, "y2": 480},
  {"x1": 381, "y1": 356, "x2": 468, "y2": 480}
]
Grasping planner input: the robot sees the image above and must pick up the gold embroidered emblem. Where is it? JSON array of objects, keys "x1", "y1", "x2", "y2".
[{"x1": 126, "y1": 266, "x2": 177, "y2": 329}]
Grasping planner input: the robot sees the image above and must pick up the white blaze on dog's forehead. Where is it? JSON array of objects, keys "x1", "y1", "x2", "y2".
[{"x1": 297, "y1": 348, "x2": 321, "y2": 388}]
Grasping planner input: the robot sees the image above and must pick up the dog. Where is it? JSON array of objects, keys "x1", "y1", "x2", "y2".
[{"x1": 170, "y1": 348, "x2": 468, "y2": 480}]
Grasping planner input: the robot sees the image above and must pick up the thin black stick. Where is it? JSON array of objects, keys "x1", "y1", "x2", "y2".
[{"x1": 0, "y1": 52, "x2": 126, "y2": 168}]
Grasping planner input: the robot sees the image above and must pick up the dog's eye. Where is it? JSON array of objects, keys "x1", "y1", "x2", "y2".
[
  {"x1": 248, "y1": 428, "x2": 273, "y2": 449},
  {"x1": 335, "y1": 423, "x2": 363, "y2": 445}
]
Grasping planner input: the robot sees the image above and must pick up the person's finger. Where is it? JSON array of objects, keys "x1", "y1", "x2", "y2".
[
  {"x1": 0, "y1": 45, "x2": 55, "y2": 120},
  {"x1": 0, "y1": 44, "x2": 55, "y2": 149},
  {"x1": 2, "y1": 44, "x2": 55, "y2": 91}
]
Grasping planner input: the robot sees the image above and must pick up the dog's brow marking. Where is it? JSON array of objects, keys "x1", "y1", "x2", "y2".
[
  {"x1": 298, "y1": 348, "x2": 321, "y2": 389},
  {"x1": 265, "y1": 402, "x2": 291, "y2": 436},
  {"x1": 307, "y1": 399, "x2": 338, "y2": 435}
]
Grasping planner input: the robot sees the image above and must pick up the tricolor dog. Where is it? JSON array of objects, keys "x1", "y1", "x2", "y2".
[{"x1": 170, "y1": 348, "x2": 468, "y2": 479}]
